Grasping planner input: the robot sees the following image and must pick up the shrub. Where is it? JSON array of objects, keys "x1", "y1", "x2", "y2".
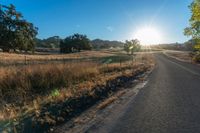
[{"x1": 193, "y1": 52, "x2": 200, "y2": 63}]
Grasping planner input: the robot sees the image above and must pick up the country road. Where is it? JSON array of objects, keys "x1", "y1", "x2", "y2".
[{"x1": 110, "y1": 53, "x2": 200, "y2": 133}]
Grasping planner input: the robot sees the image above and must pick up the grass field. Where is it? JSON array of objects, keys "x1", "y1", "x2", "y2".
[
  {"x1": 0, "y1": 50, "x2": 155, "y2": 132},
  {"x1": 0, "y1": 50, "x2": 116, "y2": 66}
]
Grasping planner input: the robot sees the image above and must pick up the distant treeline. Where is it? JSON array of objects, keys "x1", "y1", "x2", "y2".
[
  {"x1": 35, "y1": 35, "x2": 124, "y2": 53},
  {"x1": 35, "y1": 36, "x2": 61, "y2": 49},
  {"x1": 152, "y1": 40, "x2": 194, "y2": 51},
  {"x1": 91, "y1": 39, "x2": 124, "y2": 49}
]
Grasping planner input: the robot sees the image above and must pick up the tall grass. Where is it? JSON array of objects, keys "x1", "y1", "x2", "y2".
[
  {"x1": 0, "y1": 53, "x2": 155, "y2": 124},
  {"x1": 0, "y1": 50, "x2": 114, "y2": 66},
  {"x1": 0, "y1": 62, "x2": 99, "y2": 105}
]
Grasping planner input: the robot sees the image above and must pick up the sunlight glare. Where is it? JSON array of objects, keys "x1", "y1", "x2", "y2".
[{"x1": 133, "y1": 26, "x2": 162, "y2": 45}]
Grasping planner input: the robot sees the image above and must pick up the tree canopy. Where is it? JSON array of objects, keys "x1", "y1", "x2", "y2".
[
  {"x1": 124, "y1": 39, "x2": 141, "y2": 55},
  {"x1": 0, "y1": 4, "x2": 38, "y2": 52},
  {"x1": 184, "y1": 0, "x2": 200, "y2": 51},
  {"x1": 60, "y1": 34, "x2": 92, "y2": 53}
]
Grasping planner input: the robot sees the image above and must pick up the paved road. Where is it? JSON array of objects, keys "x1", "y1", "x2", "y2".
[{"x1": 110, "y1": 53, "x2": 200, "y2": 133}]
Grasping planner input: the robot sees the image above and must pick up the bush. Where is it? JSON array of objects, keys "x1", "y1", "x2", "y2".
[{"x1": 192, "y1": 52, "x2": 200, "y2": 63}]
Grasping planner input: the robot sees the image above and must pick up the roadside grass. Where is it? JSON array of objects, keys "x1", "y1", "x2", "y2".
[
  {"x1": 97, "y1": 90, "x2": 126, "y2": 110},
  {"x1": 0, "y1": 62, "x2": 99, "y2": 104},
  {"x1": 0, "y1": 51, "x2": 155, "y2": 132},
  {"x1": 164, "y1": 51, "x2": 192, "y2": 63},
  {"x1": 97, "y1": 96, "x2": 118, "y2": 110}
]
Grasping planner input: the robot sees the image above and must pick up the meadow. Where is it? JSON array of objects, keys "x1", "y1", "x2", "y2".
[{"x1": 0, "y1": 50, "x2": 154, "y2": 132}]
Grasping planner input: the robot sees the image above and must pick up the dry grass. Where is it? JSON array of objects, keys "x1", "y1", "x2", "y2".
[
  {"x1": 97, "y1": 90, "x2": 126, "y2": 110},
  {"x1": 0, "y1": 50, "x2": 114, "y2": 65},
  {"x1": 97, "y1": 96, "x2": 117, "y2": 110},
  {"x1": 0, "y1": 62, "x2": 99, "y2": 104},
  {"x1": 0, "y1": 52, "x2": 155, "y2": 132},
  {"x1": 164, "y1": 51, "x2": 192, "y2": 62}
]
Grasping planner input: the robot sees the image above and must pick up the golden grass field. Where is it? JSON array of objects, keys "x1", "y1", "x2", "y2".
[
  {"x1": 0, "y1": 50, "x2": 155, "y2": 132},
  {"x1": 0, "y1": 50, "x2": 115, "y2": 65}
]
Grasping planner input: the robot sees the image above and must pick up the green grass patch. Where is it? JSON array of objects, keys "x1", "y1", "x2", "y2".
[{"x1": 93, "y1": 55, "x2": 133, "y2": 64}]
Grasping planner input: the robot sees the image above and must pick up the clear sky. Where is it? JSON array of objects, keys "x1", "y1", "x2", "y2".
[{"x1": 1, "y1": 0, "x2": 193, "y2": 43}]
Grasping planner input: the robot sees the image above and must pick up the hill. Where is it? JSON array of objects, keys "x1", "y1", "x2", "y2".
[{"x1": 91, "y1": 39, "x2": 124, "y2": 49}]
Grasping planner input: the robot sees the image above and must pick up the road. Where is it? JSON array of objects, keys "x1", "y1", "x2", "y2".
[{"x1": 110, "y1": 53, "x2": 200, "y2": 133}]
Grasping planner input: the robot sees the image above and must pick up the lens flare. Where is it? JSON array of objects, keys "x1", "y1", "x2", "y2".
[{"x1": 133, "y1": 26, "x2": 162, "y2": 45}]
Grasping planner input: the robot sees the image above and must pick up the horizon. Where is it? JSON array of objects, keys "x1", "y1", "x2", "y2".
[{"x1": 1, "y1": 0, "x2": 192, "y2": 44}]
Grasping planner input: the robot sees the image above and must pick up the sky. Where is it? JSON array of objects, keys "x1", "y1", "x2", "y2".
[{"x1": 1, "y1": 0, "x2": 193, "y2": 43}]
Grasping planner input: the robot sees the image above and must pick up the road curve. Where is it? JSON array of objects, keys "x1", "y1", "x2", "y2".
[{"x1": 110, "y1": 53, "x2": 200, "y2": 133}]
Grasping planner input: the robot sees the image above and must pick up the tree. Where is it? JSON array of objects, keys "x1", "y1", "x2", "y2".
[
  {"x1": 184, "y1": 39, "x2": 198, "y2": 51},
  {"x1": 184, "y1": 0, "x2": 200, "y2": 51},
  {"x1": 60, "y1": 33, "x2": 92, "y2": 53},
  {"x1": 0, "y1": 4, "x2": 38, "y2": 52},
  {"x1": 124, "y1": 40, "x2": 132, "y2": 54},
  {"x1": 124, "y1": 39, "x2": 141, "y2": 55}
]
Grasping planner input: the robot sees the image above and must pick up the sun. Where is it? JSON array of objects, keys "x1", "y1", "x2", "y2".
[{"x1": 133, "y1": 26, "x2": 162, "y2": 45}]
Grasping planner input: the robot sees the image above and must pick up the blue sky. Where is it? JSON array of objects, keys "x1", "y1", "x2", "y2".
[{"x1": 1, "y1": 0, "x2": 192, "y2": 43}]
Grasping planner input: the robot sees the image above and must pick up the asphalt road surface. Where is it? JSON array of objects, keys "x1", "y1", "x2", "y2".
[{"x1": 110, "y1": 53, "x2": 200, "y2": 133}]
